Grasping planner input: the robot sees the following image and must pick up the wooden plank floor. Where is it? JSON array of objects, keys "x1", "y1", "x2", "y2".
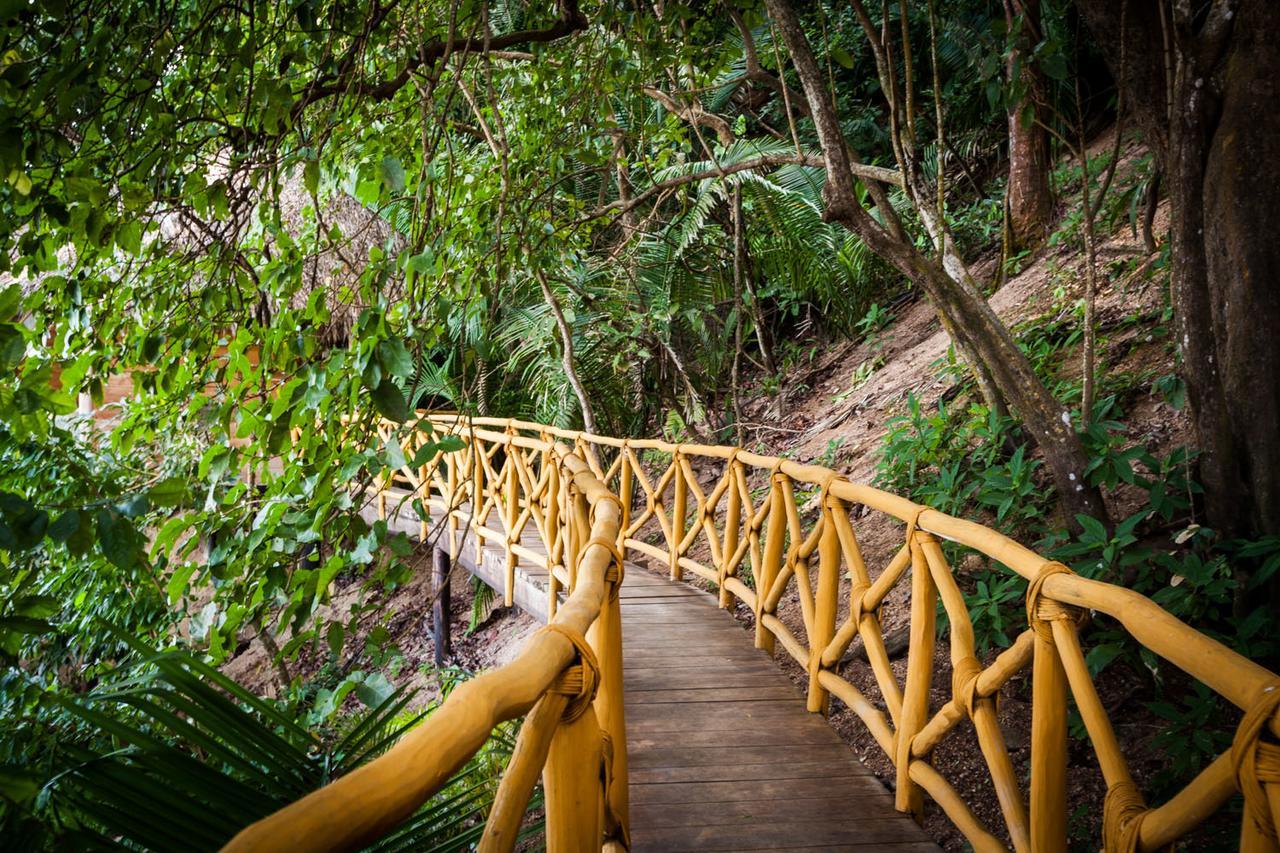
[
  {"x1": 372, "y1": 489, "x2": 939, "y2": 850},
  {"x1": 621, "y1": 566, "x2": 940, "y2": 852}
]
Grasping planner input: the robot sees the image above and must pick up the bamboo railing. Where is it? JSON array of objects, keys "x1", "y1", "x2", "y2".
[
  {"x1": 224, "y1": 424, "x2": 630, "y2": 852},
  {"x1": 226, "y1": 414, "x2": 1280, "y2": 853}
]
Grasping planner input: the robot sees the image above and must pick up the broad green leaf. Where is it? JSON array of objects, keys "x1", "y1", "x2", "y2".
[{"x1": 370, "y1": 378, "x2": 410, "y2": 423}]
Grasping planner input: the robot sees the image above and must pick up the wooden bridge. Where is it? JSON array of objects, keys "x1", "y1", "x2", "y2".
[{"x1": 226, "y1": 415, "x2": 1280, "y2": 853}]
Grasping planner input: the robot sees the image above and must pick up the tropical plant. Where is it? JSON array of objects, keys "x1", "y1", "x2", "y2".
[{"x1": 2, "y1": 634, "x2": 535, "y2": 851}]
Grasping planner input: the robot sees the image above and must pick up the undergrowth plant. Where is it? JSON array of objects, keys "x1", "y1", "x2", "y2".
[{"x1": 873, "y1": 317, "x2": 1280, "y2": 805}]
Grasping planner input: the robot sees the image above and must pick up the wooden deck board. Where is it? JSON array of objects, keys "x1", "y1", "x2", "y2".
[{"x1": 621, "y1": 564, "x2": 939, "y2": 852}]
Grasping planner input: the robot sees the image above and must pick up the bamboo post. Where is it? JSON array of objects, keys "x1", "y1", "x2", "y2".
[
  {"x1": 808, "y1": 499, "x2": 841, "y2": 713},
  {"x1": 431, "y1": 547, "x2": 452, "y2": 667},
  {"x1": 504, "y1": 439, "x2": 519, "y2": 608},
  {"x1": 479, "y1": 693, "x2": 570, "y2": 853},
  {"x1": 1030, "y1": 624, "x2": 1069, "y2": 851},
  {"x1": 543, "y1": 706, "x2": 605, "y2": 853},
  {"x1": 670, "y1": 452, "x2": 685, "y2": 582},
  {"x1": 472, "y1": 437, "x2": 486, "y2": 565},
  {"x1": 587, "y1": 558, "x2": 629, "y2": 844},
  {"x1": 755, "y1": 474, "x2": 786, "y2": 655},
  {"x1": 895, "y1": 528, "x2": 937, "y2": 820},
  {"x1": 719, "y1": 460, "x2": 742, "y2": 610},
  {"x1": 447, "y1": 448, "x2": 459, "y2": 559},
  {"x1": 418, "y1": 459, "x2": 430, "y2": 542},
  {"x1": 547, "y1": 460, "x2": 562, "y2": 620},
  {"x1": 618, "y1": 446, "x2": 633, "y2": 552}
]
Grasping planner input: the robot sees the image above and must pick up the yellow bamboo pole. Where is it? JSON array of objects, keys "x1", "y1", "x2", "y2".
[
  {"x1": 1029, "y1": 628, "x2": 1068, "y2": 852},
  {"x1": 543, "y1": 706, "x2": 605, "y2": 853},
  {"x1": 895, "y1": 529, "x2": 936, "y2": 820},
  {"x1": 808, "y1": 498, "x2": 841, "y2": 714},
  {"x1": 472, "y1": 435, "x2": 487, "y2": 565},
  {"x1": 755, "y1": 474, "x2": 786, "y2": 655},
  {"x1": 502, "y1": 439, "x2": 520, "y2": 607},
  {"x1": 546, "y1": 460, "x2": 562, "y2": 621},
  {"x1": 587, "y1": 565, "x2": 629, "y2": 844},
  {"x1": 670, "y1": 454, "x2": 686, "y2": 582},
  {"x1": 719, "y1": 460, "x2": 742, "y2": 610},
  {"x1": 618, "y1": 447, "x2": 633, "y2": 549},
  {"x1": 479, "y1": 693, "x2": 570, "y2": 853},
  {"x1": 447, "y1": 448, "x2": 459, "y2": 559}
]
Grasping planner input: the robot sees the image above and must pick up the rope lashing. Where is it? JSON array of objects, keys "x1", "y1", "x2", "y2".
[
  {"x1": 950, "y1": 655, "x2": 985, "y2": 720},
  {"x1": 904, "y1": 506, "x2": 928, "y2": 544},
  {"x1": 847, "y1": 581, "x2": 872, "y2": 628},
  {"x1": 540, "y1": 623, "x2": 601, "y2": 722},
  {"x1": 583, "y1": 535, "x2": 626, "y2": 592},
  {"x1": 817, "y1": 471, "x2": 845, "y2": 509},
  {"x1": 1025, "y1": 560, "x2": 1080, "y2": 641},
  {"x1": 589, "y1": 491, "x2": 623, "y2": 525},
  {"x1": 1102, "y1": 779, "x2": 1153, "y2": 853},
  {"x1": 1232, "y1": 680, "x2": 1280, "y2": 840}
]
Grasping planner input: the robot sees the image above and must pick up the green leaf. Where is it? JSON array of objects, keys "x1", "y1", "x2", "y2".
[
  {"x1": 303, "y1": 159, "x2": 320, "y2": 195},
  {"x1": 379, "y1": 156, "x2": 406, "y2": 193},
  {"x1": 148, "y1": 476, "x2": 188, "y2": 507},
  {"x1": 0, "y1": 615, "x2": 53, "y2": 635},
  {"x1": 383, "y1": 433, "x2": 408, "y2": 470},
  {"x1": 48, "y1": 508, "x2": 81, "y2": 542},
  {"x1": 378, "y1": 338, "x2": 414, "y2": 378},
  {"x1": 0, "y1": 284, "x2": 20, "y2": 321},
  {"x1": 326, "y1": 621, "x2": 344, "y2": 657},
  {"x1": 166, "y1": 562, "x2": 198, "y2": 604},
  {"x1": 117, "y1": 219, "x2": 143, "y2": 255},
  {"x1": 355, "y1": 671, "x2": 395, "y2": 708},
  {"x1": 97, "y1": 509, "x2": 143, "y2": 569},
  {"x1": 370, "y1": 378, "x2": 410, "y2": 423},
  {"x1": 830, "y1": 46, "x2": 854, "y2": 69}
]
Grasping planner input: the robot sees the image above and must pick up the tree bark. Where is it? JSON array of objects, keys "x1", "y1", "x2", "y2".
[
  {"x1": 431, "y1": 547, "x2": 452, "y2": 667},
  {"x1": 1078, "y1": 0, "x2": 1280, "y2": 541},
  {"x1": 536, "y1": 269, "x2": 599, "y2": 435},
  {"x1": 765, "y1": 0, "x2": 1107, "y2": 527},
  {"x1": 1004, "y1": 0, "x2": 1055, "y2": 249}
]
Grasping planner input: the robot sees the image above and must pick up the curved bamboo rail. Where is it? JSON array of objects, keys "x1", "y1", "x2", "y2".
[{"x1": 226, "y1": 414, "x2": 1280, "y2": 853}]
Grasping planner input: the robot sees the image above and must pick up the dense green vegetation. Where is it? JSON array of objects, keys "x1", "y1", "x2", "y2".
[{"x1": 1, "y1": 0, "x2": 1277, "y2": 846}]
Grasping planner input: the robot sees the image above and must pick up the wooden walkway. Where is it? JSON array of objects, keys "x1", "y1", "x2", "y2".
[
  {"x1": 370, "y1": 491, "x2": 938, "y2": 851},
  {"x1": 620, "y1": 566, "x2": 938, "y2": 852}
]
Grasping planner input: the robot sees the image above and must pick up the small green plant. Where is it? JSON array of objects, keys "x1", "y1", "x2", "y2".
[
  {"x1": 856, "y1": 303, "x2": 893, "y2": 338},
  {"x1": 817, "y1": 437, "x2": 845, "y2": 469}
]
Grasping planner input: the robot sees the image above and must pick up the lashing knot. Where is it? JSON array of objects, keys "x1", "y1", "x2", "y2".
[
  {"x1": 1232, "y1": 680, "x2": 1280, "y2": 841},
  {"x1": 950, "y1": 655, "x2": 985, "y2": 720},
  {"x1": 540, "y1": 623, "x2": 601, "y2": 722},
  {"x1": 1025, "y1": 561, "x2": 1081, "y2": 641}
]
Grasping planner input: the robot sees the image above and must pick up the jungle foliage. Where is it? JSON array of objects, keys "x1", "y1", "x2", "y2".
[{"x1": 0, "y1": 0, "x2": 1276, "y2": 846}]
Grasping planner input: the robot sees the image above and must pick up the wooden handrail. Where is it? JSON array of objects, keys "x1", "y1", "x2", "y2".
[{"x1": 229, "y1": 413, "x2": 1280, "y2": 852}]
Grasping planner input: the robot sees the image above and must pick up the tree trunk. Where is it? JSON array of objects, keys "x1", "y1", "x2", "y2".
[
  {"x1": 536, "y1": 270, "x2": 599, "y2": 435},
  {"x1": 431, "y1": 547, "x2": 452, "y2": 667},
  {"x1": 766, "y1": 0, "x2": 1108, "y2": 527},
  {"x1": 1004, "y1": 0, "x2": 1055, "y2": 249},
  {"x1": 1077, "y1": 0, "x2": 1280, "y2": 541}
]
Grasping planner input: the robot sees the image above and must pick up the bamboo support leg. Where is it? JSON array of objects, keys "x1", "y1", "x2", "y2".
[
  {"x1": 543, "y1": 707, "x2": 605, "y2": 853},
  {"x1": 670, "y1": 456, "x2": 686, "y2": 582},
  {"x1": 809, "y1": 501, "x2": 841, "y2": 714},
  {"x1": 720, "y1": 463, "x2": 742, "y2": 610},
  {"x1": 1030, "y1": 630, "x2": 1068, "y2": 853},
  {"x1": 588, "y1": 584, "x2": 628, "y2": 844},
  {"x1": 504, "y1": 446, "x2": 519, "y2": 607},
  {"x1": 895, "y1": 531, "x2": 937, "y2": 820},
  {"x1": 479, "y1": 693, "x2": 570, "y2": 853},
  {"x1": 755, "y1": 477, "x2": 785, "y2": 655}
]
